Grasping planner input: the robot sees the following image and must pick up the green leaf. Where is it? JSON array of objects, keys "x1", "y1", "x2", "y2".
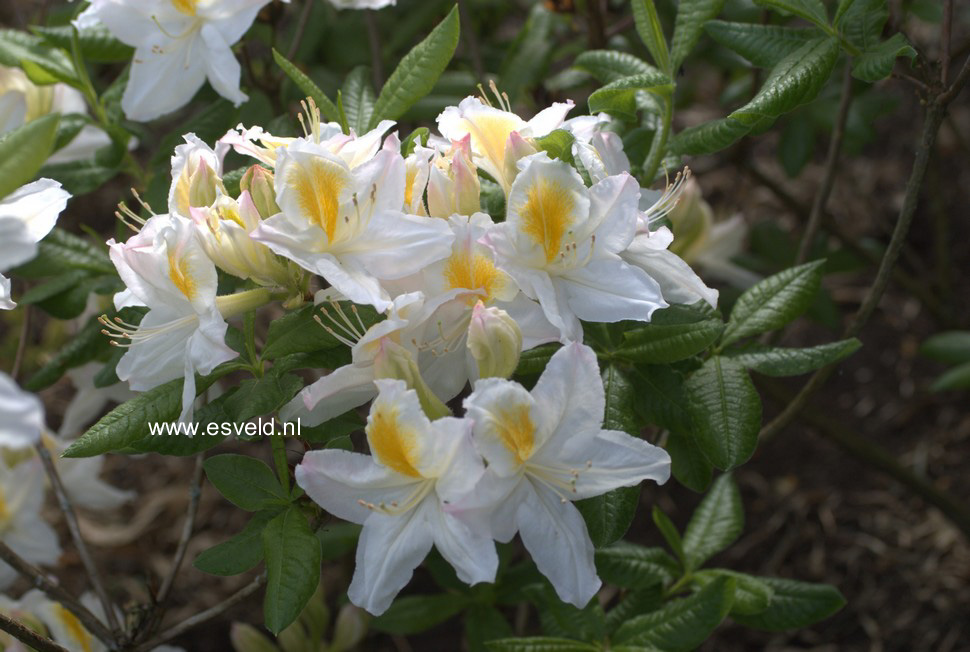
[
  {"x1": 721, "y1": 260, "x2": 825, "y2": 346},
  {"x1": 0, "y1": 29, "x2": 78, "y2": 87},
  {"x1": 852, "y1": 33, "x2": 916, "y2": 82},
  {"x1": 651, "y1": 507, "x2": 685, "y2": 565},
  {"x1": 666, "y1": 429, "x2": 714, "y2": 492},
  {"x1": 204, "y1": 454, "x2": 290, "y2": 512},
  {"x1": 486, "y1": 638, "x2": 599, "y2": 652},
  {"x1": 32, "y1": 24, "x2": 132, "y2": 63},
  {"x1": 836, "y1": 0, "x2": 887, "y2": 51},
  {"x1": 753, "y1": 0, "x2": 829, "y2": 30},
  {"x1": 193, "y1": 509, "x2": 279, "y2": 576},
  {"x1": 528, "y1": 584, "x2": 605, "y2": 642},
  {"x1": 500, "y1": 5, "x2": 560, "y2": 103},
  {"x1": 534, "y1": 129, "x2": 575, "y2": 164},
  {"x1": 262, "y1": 507, "x2": 323, "y2": 634},
  {"x1": 341, "y1": 66, "x2": 376, "y2": 134},
  {"x1": 261, "y1": 303, "x2": 355, "y2": 359},
  {"x1": 515, "y1": 344, "x2": 561, "y2": 376},
  {"x1": 729, "y1": 37, "x2": 840, "y2": 126},
  {"x1": 727, "y1": 338, "x2": 861, "y2": 376},
  {"x1": 684, "y1": 357, "x2": 761, "y2": 470},
  {"x1": 224, "y1": 372, "x2": 303, "y2": 422},
  {"x1": 633, "y1": 365, "x2": 691, "y2": 433},
  {"x1": 929, "y1": 361, "x2": 970, "y2": 392},
  {"x1": 401, "y1": 127, "x2": 429, "y2": 156},
  {"x1": 369, "y1": 6, "x2": 459, "y2": 129},
  {"x1": 574, "y1": 50, "x2": 660, "y2": 84},
  {"x1": 595, "y1": 542, "x2": 680, "y2": 589},
  {"x1": 271, "y1": 48, "x2": 340, "y2": 123},
  {"x1": 671, "y1": 0, "x2": 726, "y2": 69},
  {"x1": 682, "y1": 474, "x2": 743, "y2": 570},
  {"x1": 127, "y1": 390, "x2": 236, "y2": 456},
  {"x1": 614, "y1": 575, "x2": 735, "y2": 649},
  {"x1": 466, "y1": 604, "x2": 514, "y2": 652},
  {"x1": 920, "y1": 331, "x2": 970, "y2": 364},
  {"x1": 605, "y1": 586, "x2": 663, "y2": 634},
  {"x1": 617, "y1": 320, "x2": 723, "y2": 364},
  {"x1": 693, "y1": 569, "x2": 773, "y2": 615},
  {"x1": 704, "y1": 21, "x2": 819, "y2": 68},
  {"x1": 39, "y1": 159, "x2": 120, "y2": 196},
  {"x1": 0, "y1": 114, "x2": 59, "y2": 199},
  {"x1": 13, "y1": 227, "x2": 114, "y2": 277},
  {"x1": 62, "y1": 370, "x2": 228, "y2": 458},
  {"x1": 670, "y1": 116, "x2": 752, "y2": 156},
  {"x1": 631, "y1": 0, "x2": 672, "y2": 75},
  {"x1": 373, "y1": 594, "x2": 469, "y2": 635},
  {"x1": 732, "y1": 577, "x2": 845, "y2": 630},
  {"x1": 587, "y1": 72, "x2": 674, "y2": 121},
  {"x1": 23, "y1": 316, "x2": 111, "y2": 391}
]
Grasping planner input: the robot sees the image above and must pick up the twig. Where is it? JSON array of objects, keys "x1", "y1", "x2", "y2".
[
  {"x1": 365, "y1": 10, "x2": 384, "y2": 91},
  {"x1": 795, "y1": 62, "x2": 853, "y2": 265},
  {"x1": 155, "y1": 455, "x2": 205, "y2": 606},
  {"x1": 11, "y1": 304, "x2": 30, "y2": 381},
  {"x1": 35, "y1": 443, "x2": 122, "y2": 635},
  {"x1": 942, "y1": 0, "x2": 953, "y2": 86},
  {"x1": 938, "y1": 55, "x2": 970, "y2": 105},
  {"x1": 130, "y1": 575, "x2": 266, "y2": 652},
  {"x1": 0, "y1": 612, "x2": 69, "y2": 652},
  {"x1": 0, "y1": 541, "x2": 114, "y2": 645},
  {"x1": 285, "y1": 0, "x2": 315, "y2": 61},
  {"x1": 760, "y1": 382, "x2": 970, "y2": 539}
]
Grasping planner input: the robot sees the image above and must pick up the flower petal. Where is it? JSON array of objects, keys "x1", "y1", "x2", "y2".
[{"x1": 561, "y1": 256, "x2": 667, "y2": 324}]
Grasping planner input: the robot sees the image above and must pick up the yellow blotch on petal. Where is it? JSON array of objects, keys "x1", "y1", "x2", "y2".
[
  {"x1": 368, "y1": 405, "x2": 422, "y2": 478},
  {"x1": 494, "y1": 404, "x2": 535, "y2": 464},
  {"x1": 288, "y1": 158, "x2": 345, "y2": 242},
  {"x1": 404, "y1": 165, "x2": 419, "y2": 209},
  {"x1": 168, "y1": 251, "x2": 196, "y2": 300},
  {"x1": 445, "y1": 252, "x2": 505, "y2": 303},
  {"x1": 520, "y1": 178, "x2": 575, "y2": 263},
  {"x1": 55, "y1": 604, "x2": 93, "y2": 652},
  {"x1": 172, "y1": 0, "x2": 199, "y2": 15},
  {"x1": 465, "y1": 114, "x2": 521, "y2": 174}
]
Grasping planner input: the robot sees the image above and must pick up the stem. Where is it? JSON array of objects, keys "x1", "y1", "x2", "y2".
[
  {"x1": 942, "y1": 0, "x2": 953, "y2": 86},
  {"x1": 795, "y1": 62, "x2": 853, "y2": 265},
  {"x1": 35, "y1": 443, "x2": 122, "y2": 636},
  {"x1": 130, "y1": 575, "x2": 266, "y2": 652},
  {"x1": 642, "y1": 96, "x2": 672, "y2": 183},
  {"x1": 11, "y1": 303, "x2": 30, "y2": 380},
  {"x1": 155, "y1": 455, "x2": 205, "y2": 607},
  {"x1": 663, "y1": 573, "x2": 693, "y2": 599},
  {"x1": 365, "y1": 10, "x2": 384, "y2": 91},
  {"x1": 271, "y1": 430, "x2": 291, "y2": 494},
  {"x1": 0, "y1": 612, "x2": 69, "y2": 652},
  {"x1": 0, "y1": 540, "x2": 114, "y2": 646}
]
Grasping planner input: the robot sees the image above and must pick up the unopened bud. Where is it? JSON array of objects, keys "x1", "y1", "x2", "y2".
[
  {"x1": 666, "y1": 178, "x2": 711, "y2": 261},
  {"x1": 373, "y1": 340, "x2": 451, "y2": 419},
  {"x1": 330, "y1": 604, "x2": 370, "y2": 652},
  {"x1": 240, "y1": 164, "x2": 280, "y2": 219},
  {"x1": 502, "y1": 130, "x2": 537, "y2": 191},
  {"x1": 467, "y1": 302, "x2": 522, "y2": 380},
  {"x1": 187, "y1": 159, "x2": 219, "y2": 210},
  {"x1": 229, "y1": 623, "x2": 280, "y2": 652},
  {"x1": 452, "y1": 145, "x2": 481, "y2": 216}
]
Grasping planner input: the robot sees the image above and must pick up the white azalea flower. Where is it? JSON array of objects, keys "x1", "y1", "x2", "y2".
[
  {"x1": 437, "y1": 94, "x2": 574, "y2": 193},
  {"x1": 169, "y1": 133, "x2": 228, "y2": 218},
  {"x1": 0, "y1": 179, "x2": 70, "y2": 310},
  {"x1": 0, "y1": 373, "x2": 44, "y2": 450},
  {"x1": 0, "y1": 65, "x2": 112, "y2": 164},
  {"x1": 0, "y1": 458, "x2": 61, "y2": 589},
  {"x1": 482, "y1": 153, "x2": 667, "y2": 341},
  {"x1": 295, "y1": 379, "x2": 496, "y2": 615},
  {"x1": 105, "y1": 214, "x2": 237, "y2": 421},
  {"x1": 458, "y1": 342, "x2": 670, "y2": 607},
  {"x1": 327, "y1": 0, "x2": 396, "y2": 9},
  {"x1": 75, "y1": 0, "x2": 285, "y2": 121},
  {"x1": 251, "y1": 133, "x2": 453, "y2": 311}
]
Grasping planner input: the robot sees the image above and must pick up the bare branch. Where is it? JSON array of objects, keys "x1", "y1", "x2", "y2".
[{"x1": 0, "y1": 612, "x2": 69, "y2": 652}]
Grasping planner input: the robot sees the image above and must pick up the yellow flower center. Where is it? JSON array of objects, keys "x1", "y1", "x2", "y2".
[
  {"x1": 368, "y1": 405, "x2": 422, "y2": 478},
  {"x1": 172, "y1": 0, "x2": 199, "y2": 16},
  {"x1": 288, "y1": 158, "x2": 346, "y2": 243},
  {"x1": 168, "y1": 251, "x2": 196, "y2": 300},
  {"x1": 444, "y1": 252, "x2": 503, "y2": 303},
  {"x1": 404, "y1": 165, "x2": 419, "y2": 209},
  {"x1": 463, "y1": 113, "x2": 522, "y2": 178},
  {"x1": 520, "y1": 179, "x2": 575, "y2": 263},
  {"x1": 494, "y1": 404, "x2": 535, "y2": 464}
]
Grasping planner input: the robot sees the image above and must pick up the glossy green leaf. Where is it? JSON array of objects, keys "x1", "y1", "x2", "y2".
[
  {"x1": 618, "y1": 320, "x2": 723, "y2": 364},
  {"x1": 369, "y1": 6, "x2": 459, "y2": 129},
  {"x1": 262, "y1": 507, "x2": 322, "y2": 634},
  {"x1": 515, "y1": 344, "x2": 561, "y2": 376},
  {"x1": 631, "y1": 0, "x2": 671, "y2": 74},
  {"x1": 682, "y1": 474, "x2": 743, "y2": 570},
  {"x1": 652, "y1": 507, "x2": 685, "y2": 565},
  {"x1": 721, "y1": 260, "x2": 825, "y2": 346},
  {"x1": 595, "y1": 542, "x2": 680, "y2": 589},
  {"x1": 372, "y1": 594, "x2": 469, "y2": 635},
  {"x1": 224, "y1": 372, "x2": 303, "y2": 422},
  {"x1": 835, "y1": 0, "x2": 886, "y2": 51},
  {"x1": 633, "y1": 365, "x2": 691, "y2": 433},
  {"x1": 729, "y1": 38, "x2": 840, "y2": 126},
  {"x1": 466, "y1": 604, "x2": 514, "y2": 652},
  {"x1": 704, "y1": 21, "x2": 819, "y2": 68},
  {"x1": 693, "y1": 569, "x2": 774, "y2": 615},
  {"x1": 486, "y1": 638, "x2": 599, "y2": 652},
  {"x1": 587, "y1": 72, "x2": 674, "y2": 121},
  {"x1": 0, "y1": 114, "x2": 59, "y2": 199},
  {"x1": 684, "y1": 356, "x2": 761, "y2": 470},
  {"x1": 193, "y1": 509, "x2": 279, "y2": 576},
  {"x1": 0, "y1": 29, "x2": 77, "y2": 87},
  {"x1": 670, "y1": 116, "x2": 752, "y2": 155},
  {"x1": 574, "y1": 50, "x2": 660, "y2": 84},
  {"x1": 753, "y1": 0, "x2": 829, "y2": 30},
  {"x1": 272, "y1": 48, "x2": 341, "y2": 123},
  {"x1": 614, "y1": 575, "x2": 735, "y2": 649},
  {"x1": 534, "y1": 129, "x2": 575, "y2": 164},
  {"x1": 32, "y1": 24, "x2": 132, "y2": 62},
  {"x1": 605, "y1": 586, "x2": 663, "y2": 634},
  {"x1": 13, "y1": 227, "x2": 114, "y2": 277},
  {"x1": 671, "y1": 0, "x2": 726, "y2": 69},
  {"x1": 23, "y1": 316, "x2": 111, "y2": 391},
  {"x1": 921, "y1": 332, "x2": 970, "y2": 364},
  {"x1": 262, "y1": 303, "x2": 359, "y2": 359},
  {"x1": 666, "y1": 429, "x2": 714, "y2": 492},
  {"x1": 341, "y1": 66, "x2": 375, "y2": 134},
  {"x1": 732, "y1": 578, "x2": 845, "y2": 630},
  {"x1": 852, "y1": 33, "x2": 916, "y2": 82},
  {"x1": 727, "y1": 338, "x2": 861, "y2": 376},
  {"x1": 204, "y1": 454, "x2": 290, "y2": 511},
  {"x1": 528, "y1": 585, "x2": 605, "y2": 642}
]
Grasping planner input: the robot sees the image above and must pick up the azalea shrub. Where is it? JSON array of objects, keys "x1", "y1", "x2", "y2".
[{"x1": 0, "y1": 0, "x2": 963, "y2": 650}]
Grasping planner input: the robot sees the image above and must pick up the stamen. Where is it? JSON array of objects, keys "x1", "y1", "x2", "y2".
[
  {"x1": 644, "y1": 167, "x2": 691, "y2": 227},
  {"x1": 356, "y1": 480, "x2": 433, "y2": 516}
]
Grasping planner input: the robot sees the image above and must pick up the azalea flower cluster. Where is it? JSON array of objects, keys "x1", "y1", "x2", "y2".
[{"x1": 99, "y1": 90, "x2": 721, "y2": 612}]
